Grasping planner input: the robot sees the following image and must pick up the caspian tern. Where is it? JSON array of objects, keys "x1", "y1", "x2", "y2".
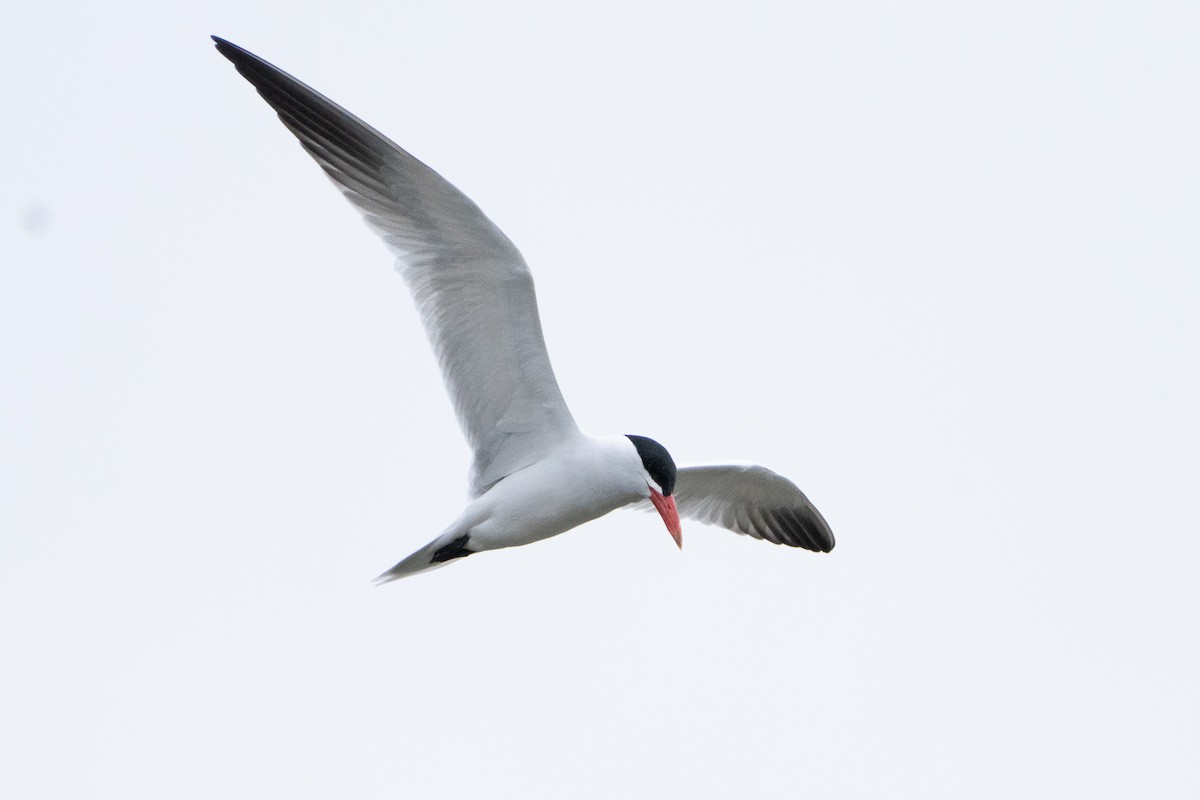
[{"x1": 213, "y1": 37, "x2": 835, "y2": 582}]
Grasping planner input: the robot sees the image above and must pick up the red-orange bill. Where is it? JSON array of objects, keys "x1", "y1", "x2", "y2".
[{"x1": 649, "y1": 487, "x2": 683, "y2": 549}]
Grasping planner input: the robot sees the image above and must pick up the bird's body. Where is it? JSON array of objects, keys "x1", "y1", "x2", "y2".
[
  {"x1": 464, "y1": 435, "x2": 651, "y2": 551},
  {"x1": 213, "y1": 36, "x2": 835, "y2": 583},
  {"x1": 378, "y1": 434, "x2": 651, "y2": 581}
]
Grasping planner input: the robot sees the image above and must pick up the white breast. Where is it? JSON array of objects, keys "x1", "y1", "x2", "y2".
[{"x1": 461, "y1": 434, "x2": 649, "y2": 552}]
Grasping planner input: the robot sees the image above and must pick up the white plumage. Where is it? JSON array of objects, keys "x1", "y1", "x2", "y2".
[{"x1": 213, "y1": 37, "x2": 834, "y2": 582}]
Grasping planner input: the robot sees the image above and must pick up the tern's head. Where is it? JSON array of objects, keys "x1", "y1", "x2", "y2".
[{"x1": 625, "y1": 434, "x2": 683, "y2": 549}]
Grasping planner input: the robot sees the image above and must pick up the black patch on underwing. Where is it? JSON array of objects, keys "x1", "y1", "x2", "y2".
[{"x1": 431, "y1": 534, "x2": 474, "y2": 563}]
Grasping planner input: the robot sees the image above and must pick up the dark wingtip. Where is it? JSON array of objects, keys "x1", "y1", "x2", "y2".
[
  {"x1": 800, "y1": 498, "x2": 836, "y2": 553},
  {"x1": 211, "y1": 36, "x2": 256, "y2": 67},
  {"x1": 211, "y1": 37, "x2": 277, "y2": 80},
  {"x1": 810, "y1": 513, "x2": 836, "y2": 553},
  {"x1": 769, "y1": 504, "x2": 835, "y2": 553}
]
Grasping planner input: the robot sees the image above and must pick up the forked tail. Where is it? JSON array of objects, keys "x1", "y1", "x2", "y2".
[{"x1": 373, "y1": 531, "x2": 476, "y2": 585}]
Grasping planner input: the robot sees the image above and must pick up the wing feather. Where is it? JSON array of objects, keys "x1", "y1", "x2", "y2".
[
  {"x1": 213, "y1": 38, "x2": 578, "y2": 495},
  {"x1": 640, "y1": 463, "x2": 834, "y2": 553}
]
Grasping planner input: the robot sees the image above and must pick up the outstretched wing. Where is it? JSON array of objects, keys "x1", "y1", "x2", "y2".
[
  {"x1": 654, "y1": 463, "x2": 834, "y2": 552},
  {"x1": 213, "y1": 37, "x2": 579, "y2": 496}
]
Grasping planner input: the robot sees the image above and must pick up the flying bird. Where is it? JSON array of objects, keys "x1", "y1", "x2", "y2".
[{"x1": 212, "y1": 37, "x2": 834, "y2": 582}]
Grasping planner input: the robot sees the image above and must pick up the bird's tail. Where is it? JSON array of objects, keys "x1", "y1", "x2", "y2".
[{"x1": 373, "y1": 530, "x2": 475, "y2": 585}]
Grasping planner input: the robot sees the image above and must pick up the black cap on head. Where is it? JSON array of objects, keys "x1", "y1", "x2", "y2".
[{"x1": 625, "y1": 435, "x2": 677, "y2": 496}]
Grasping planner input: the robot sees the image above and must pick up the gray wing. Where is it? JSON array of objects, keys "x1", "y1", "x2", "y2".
[
  {"x1": 213, "y1": 38, "x2": 578, "y2": 496},
  {"x1": 661, "y1": 464, "x2": 834, "y2": 553}
]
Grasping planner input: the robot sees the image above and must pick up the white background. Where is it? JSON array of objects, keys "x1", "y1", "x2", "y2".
[{"x1": 3, "y1": 2, "x2": 1197, "y2": 797}]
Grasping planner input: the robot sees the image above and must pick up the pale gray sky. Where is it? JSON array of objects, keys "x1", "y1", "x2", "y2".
[{"x1": 3, "y1": 2, "x2": 1198, "y2": 797}]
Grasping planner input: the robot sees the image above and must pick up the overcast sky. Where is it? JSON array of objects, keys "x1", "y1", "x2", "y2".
[{"x1": 3, "y1": 1, "x2": 1198, "y2": 797}]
